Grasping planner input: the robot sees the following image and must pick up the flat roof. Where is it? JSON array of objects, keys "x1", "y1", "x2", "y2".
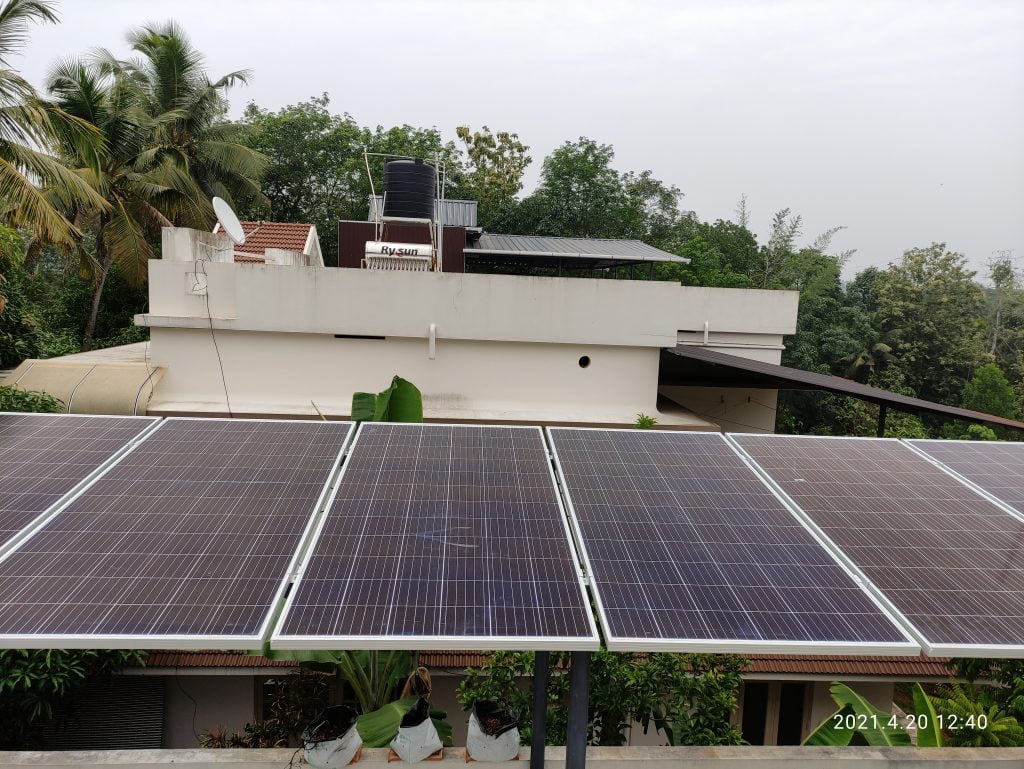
[{"x1": 662, "y1": 344, "x2": 1024, "y2": 432}]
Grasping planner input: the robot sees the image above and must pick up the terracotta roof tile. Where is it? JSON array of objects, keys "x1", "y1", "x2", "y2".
[
  {"x1": 213, "y1": 220, "x2": 313, "y2": 263},
  {"x1": 137, "y1": 651, "x2": 953, "y2": 679}
]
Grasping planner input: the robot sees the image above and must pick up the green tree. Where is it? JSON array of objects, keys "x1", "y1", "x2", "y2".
[
  {"x1": 48, "y1": 23, "x2": 263, "y2": 350},
  {"x1": 961, "y1": 363, "x2": 1017, "y2": 418},
  {"x1": 122, "y1": 22, "x2": 267, "y2": 216},
  {"x1": 876, "y1": 243, "x2": 986, "y2": 405},
  {"x1": 0, "y1": 649, "x2": 143, "y2": 748},
  {"x1": 457, "y1": 125, "x2": 530, "y2": 228},
  {"x1": 523, "y1": 138, "x2": 681, "y2": 240},
  {"x1": 456, "y1": 651, "x2": 744, "y2": 747},
  {"x1": 0, "y1": 0, "x2": 106, "y2": 248}
]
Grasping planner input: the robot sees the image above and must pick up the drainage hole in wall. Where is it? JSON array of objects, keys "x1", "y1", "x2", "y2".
[{"x1": 578, "y1": 356, "x2": 591, "y2": 368}]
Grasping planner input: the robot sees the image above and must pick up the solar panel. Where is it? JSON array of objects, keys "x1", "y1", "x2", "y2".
[
  {"x1": 732, "y1": 434, "x2": 1024, "y2": 657},
  {"x1": 273, "y1": 423, "x2": 599, "y2": 650},
  {"x1": 0, "y1": 413, "x2": 158, "y2": 554},
  {"x1": 908, "y1": 439, "x2": 1024, "y2": 515},
  {"x1": 0, "y1": 418, "x2": 352, "y2": 648},
  {"x1": 548, "y1": 428, "x2": 916, "y2": 655}
]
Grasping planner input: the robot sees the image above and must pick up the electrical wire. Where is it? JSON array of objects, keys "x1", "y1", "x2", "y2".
[
  {"x1": 192, "y1": 252, "x2": 233, "y2": 418},
  {"x1": 174, "y1": 670, "x2": 201, "y2": 744}
]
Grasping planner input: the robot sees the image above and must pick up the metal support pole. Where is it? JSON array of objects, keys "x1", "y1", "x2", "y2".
[
  {"x1": 565, "y1": 651, "x2": 590, "y2": 769},
  {"x1": 877, "y1": 404, "x2": 888, "y2": 437},
  {"x1": 530, "y1": 652, "x2": 550, "y2": 769}
]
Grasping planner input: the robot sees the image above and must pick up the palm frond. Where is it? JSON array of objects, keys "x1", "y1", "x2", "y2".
[{"x1": 0, "y1": 0, "x2": 58, "y2": 65}]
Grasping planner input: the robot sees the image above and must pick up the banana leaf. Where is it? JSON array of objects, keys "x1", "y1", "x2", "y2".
[
  {"x1": 352, "y1": 376, "x2": 423, "y2": 423},
  {"x1": 803, "y1": 703, "x2": 857, "y2": 746},
  {"x1": 803, "y1": 683, "x2": 911, "y2": 746},
  {"x1": 357, "y1": 697, "x2": 452, "y2": 748},
  {"x1": 351, "y1": 391, "x2": 377, "y2": 422},
  {"x1": 912, "y1": 683, "x2": 944, "y2": 747}
]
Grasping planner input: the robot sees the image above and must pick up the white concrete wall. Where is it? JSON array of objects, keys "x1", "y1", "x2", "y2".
[
  {"x1": 163, "y1": 676, "x2": 256, "y2": 749},
  {"x1": 8, "y1": 745, "x2": 1022, "y2": 768},
  {"x1": 137, "y1": 229, "x2": 800, "y2": 426}
]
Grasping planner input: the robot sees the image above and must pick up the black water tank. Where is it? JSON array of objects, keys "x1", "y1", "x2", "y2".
[{"x1": 382, "y1": 158, "x2": 436, "y2": 220}]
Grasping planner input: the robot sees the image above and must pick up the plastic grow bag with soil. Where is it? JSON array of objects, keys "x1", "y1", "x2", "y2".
[
  {"x1": 466, "y1": 700, "x2": 520, "y2": 762},
  {"x1": 304, "y1": 705, "x2": 363, "y2": 768},
  {"x1": 390, "y1": 697, "x2": 443, "y2": 762}
]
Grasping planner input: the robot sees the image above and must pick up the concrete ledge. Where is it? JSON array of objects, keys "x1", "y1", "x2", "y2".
[{"x1": 2, "y1": 746, "x2": 1023, "y2": 768}]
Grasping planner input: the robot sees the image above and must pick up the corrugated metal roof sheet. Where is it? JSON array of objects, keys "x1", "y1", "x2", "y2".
[
  {"x1": 466, "y1": 234, "x2": 688, "y2": 264},
  {"x1": 136, "y1": 651, "x2": 952, "y2": 678},
  {"x1": 368, "y1": 196, "x2": 478, "y2": 228},
  {"x1": 664, "y1": 345, "x2": 1024, "y2": 432}
]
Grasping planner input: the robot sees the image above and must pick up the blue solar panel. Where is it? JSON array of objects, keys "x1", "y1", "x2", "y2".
[
  {"x1": 549, "y1": 428, "x2": 915, "y2": 654},
  {"x1": 734, "y1": 434, "x2": 1024, "y2": 657},
  {"x1": 273, "y1": 423, "x2": 599, "y2": 650}
]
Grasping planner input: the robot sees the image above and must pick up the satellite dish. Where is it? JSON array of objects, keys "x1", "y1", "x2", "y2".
[{"x1": 212, "y1": 196, "x2": 245, "y2": 245}]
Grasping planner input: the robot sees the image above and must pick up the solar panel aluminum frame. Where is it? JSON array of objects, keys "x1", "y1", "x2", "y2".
[
  {"x1": 0, "y1": 417, "x2": 355, "y2": 650},
  {"x1": 271, "y1": 422, "x2": 601, "y2": 652},
  {"x1": 727, "y1": 433, "x2": 1024, "y2": 659},
  {"x1": 903, "y1": 439, "x2": 1024, "y2": 524},
  {"x1": 549, "y1": 427, "x2": 920, "y2": 656},
  {"x1": 0, "y1": 412, "x2": 163, "y2": 560}
]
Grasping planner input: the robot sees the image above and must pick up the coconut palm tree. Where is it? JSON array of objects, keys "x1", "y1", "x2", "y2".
[
  {"x1": 47, "y1": 25, "x2": 266, "y2": 349},
  {"x1": 0, "y1": 0, "x2": 105, "y2": 249},
  {"x1": 123, "y1": 21, "x2": 267, "y2": 222},
  {"x1": 841, "y1": 340, "x2": 894, "y2": 380}
]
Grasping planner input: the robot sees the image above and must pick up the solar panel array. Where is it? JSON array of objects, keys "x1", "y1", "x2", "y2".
[
  {"x1": 0, "y1": 413, "x2": 156, "y2": 551},
  {"x1": 733, "y1": 435, "x2": 1024, "y2": 654},
  {"x1": 548, "y1": 429, "x2": 913, "y2": 654},
  {"x1": 0, "y1": 418, "x2": 351, "y2": 647},
  {"x1": 274, "y1": 424, "x2": 598, "y2": 649},
  {"x1": 909, "y1": 439, "x2": 1024, "y2": 515}
]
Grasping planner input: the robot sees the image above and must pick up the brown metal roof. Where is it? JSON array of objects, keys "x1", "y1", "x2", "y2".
[
  {"x1": 662, "y1": 345, "x2": 1024, "y2": 432},
  {"x1": 137, "y1": 651, "x2": 951, "y2": 679}
]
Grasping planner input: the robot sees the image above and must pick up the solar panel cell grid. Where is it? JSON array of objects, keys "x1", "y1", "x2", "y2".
[
  {"x1": 0, "y1": 418, "x2": 351, "y2": 646},
  {"x1": 549, "y1": 429, "x2": 913, "y2": 653},
  {"x1": 0, "y1": 413, "x2": 156, "y2": 550},
  {"x1": 733, "y1": 435, "x2": 1024, "y2": 653},
  {"x1": 274, "y1": 423, "x2": 598, "y2": 649},
  {"x1": 909, "y1": 440, "x2": 1024, "y2": 514}
]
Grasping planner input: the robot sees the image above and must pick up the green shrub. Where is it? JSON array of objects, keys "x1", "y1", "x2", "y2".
[{"x1": 0, "y1": 386, "x2": 63, "y2": 413}]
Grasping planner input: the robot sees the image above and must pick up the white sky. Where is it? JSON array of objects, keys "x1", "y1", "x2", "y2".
[{"x1": 18, "y1": 0, "x2": 1024, "y2": 277}]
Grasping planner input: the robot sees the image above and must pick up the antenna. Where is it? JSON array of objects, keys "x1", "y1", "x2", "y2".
[{"x1": 212, "y1": 197, "x2": 246, "y2": 246}]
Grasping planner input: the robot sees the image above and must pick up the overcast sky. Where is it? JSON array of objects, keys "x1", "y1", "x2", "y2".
[{"x1": 18, "y1": 0, "x2": 1024, "y2": 277}]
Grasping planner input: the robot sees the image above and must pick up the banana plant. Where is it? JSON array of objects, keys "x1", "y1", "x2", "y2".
[
  {"x1": 357, "y1": 697, "x2": 452, "y2": 748},
  {"x1": 260, "y1": 648, "x2": 411, "y2": 713},
  {"x1": 352, "y1": 375, "x2": 423, "y2": 423},
  {"x1": 803, "y1": 682, "x2": 911, "y2": 746}
]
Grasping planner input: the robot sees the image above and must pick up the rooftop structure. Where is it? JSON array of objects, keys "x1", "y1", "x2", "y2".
[{"x1": 212, "y1": 220, "x2": 323, "y2": 266}]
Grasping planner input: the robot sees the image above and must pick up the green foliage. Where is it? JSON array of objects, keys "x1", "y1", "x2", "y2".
[
  {"x1": 634, "y1": 413, "x2": 657, "y2": 429},
  {"x1": 803, "y1": 683, "x2": 911, "y2": 746},
  {"x1": 961, "y1": 363, "x2": 1017, "y2": 419},
  {"x1": 0, "y1": 648, "x2": 143, "y2": 748},
  {"x1": 200, "y1": 668, "x2": 332, "y2": 748},
  {"x1": 357, "y1": 697, "x2": 452, "y2": 748},
  {"x1": 877, "y1": 244, "x2": 986, "y2": 405},
  {"x1": 457, "y1": 125, "x2": 530, "y2": 229},
  {"x1": 0, "y1": 385, "x2": 62, "y2": 412},
  {"x1": 352, "y1": 375, "x2": 423, "y2": 423},
  {"x1": 455, "y1": 651, "x2": 744, "y2": 747},
  {"x1": 912, "y1": 683, "x2": 944, "y2": 747},
  {"x1": 930, "y1": 681, "x2": 1024, "y2": 747},
  {"x1": 964, "y1": 423, "x2": 999, "y2": 441}
]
